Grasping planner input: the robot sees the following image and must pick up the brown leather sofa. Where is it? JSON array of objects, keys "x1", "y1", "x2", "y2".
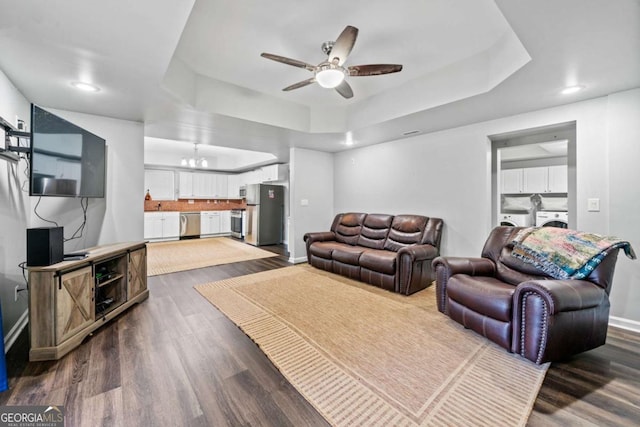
[
  {"x1": 433, "y1": 226, "x2": 622, "y2": 364},
  {"x1": 304, "y1": 213, "x2": 443, "y2": 295}
]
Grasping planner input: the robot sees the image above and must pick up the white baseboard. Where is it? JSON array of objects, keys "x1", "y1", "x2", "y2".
[
  {"x1": 289, "y1": 256, "x2": 307, "y2": 264},
  {"x1": 4, "y1": 309, "x2": 28, "y2": 353},
  {"x1": 609, "y1": 316, "x2": 640, "y2": 334}
]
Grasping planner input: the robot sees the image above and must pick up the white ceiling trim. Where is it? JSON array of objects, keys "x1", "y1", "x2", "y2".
[{"x1": 160, "y1": 25, "x2": 529, "y2": 134}]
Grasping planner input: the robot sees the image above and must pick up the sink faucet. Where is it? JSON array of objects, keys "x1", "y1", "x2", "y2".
[{"x1": 157, "y1": 203, "x2": 161, "y2": 211}]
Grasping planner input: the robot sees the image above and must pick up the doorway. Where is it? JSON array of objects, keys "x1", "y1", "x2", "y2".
[{"x1": 490, "y1": 122, "x2": 576, "y2": 229}]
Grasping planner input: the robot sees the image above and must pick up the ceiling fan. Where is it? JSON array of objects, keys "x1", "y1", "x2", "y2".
[{"x1": 260, "y1": 25, "x2": 402, "y2": 99}]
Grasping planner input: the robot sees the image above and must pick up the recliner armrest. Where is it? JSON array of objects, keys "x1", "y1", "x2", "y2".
[
  {"x1": 432, "y1": 257, "x2": 496, "y2": 313},
  {"x1": 432, "y1": 256, "x2": 496, "y2": 278},
  {"x1": 514, "y1": 279, "x2": 607, "y2": 314},
  {"x1": 513, "y1": 279, "x2": 609, "y2": 364}
]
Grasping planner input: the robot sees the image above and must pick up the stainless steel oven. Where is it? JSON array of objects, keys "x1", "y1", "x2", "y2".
[{"x1": 230, "y1": 209, "x2": 245, "y2": 239}]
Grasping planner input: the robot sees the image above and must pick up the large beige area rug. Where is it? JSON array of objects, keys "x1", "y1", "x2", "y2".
[
  {"x1": 195, "y1": 265, "x2": 549, "y2": 427},
  {"x1": 147, "y1": 237, "x2": 278, "y2": 276}
]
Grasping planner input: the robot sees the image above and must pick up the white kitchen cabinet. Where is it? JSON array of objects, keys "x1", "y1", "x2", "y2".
[
  {"x1": 144, "y1": 212, "x2": 179, "y2": 240},
  {"x1": 215, "y1": 174, "x2": 228, "y2": 198},
  {"x1": 191, "y1": 173, "x2": 208, "y2": 198},
  {"x1": 227, "y1": 174, "x2": 240, "y2": 198},
  {"x1": 144, "y1": 170, "x2": 175, "y2": 200},
  {"x1": 178, "y1": 172, "x2": 194, "y2": 198},
  {"x1": 243, "y1": 170, "x2": 257, "y2": 186},
  {"x1": 200, "y1": 211, "x2": 221, "y2": 235},
  {"x1": 220, "y1": 210, "x2": 231, "y2": 233},
  {"x1": 261, "y1": 164, "x2": 288, "y2": 182},
  {"x1": 179, "y1": 172, "x2": 229, "y2": 198}
]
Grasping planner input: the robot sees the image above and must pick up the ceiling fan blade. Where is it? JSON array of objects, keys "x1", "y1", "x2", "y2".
[
  {"x1": 261, "y1": 53, "x2": 316, "y2": 72},
  {"x1": 334, "y1": 80, "x2": 354, "y2": 99},
  {"x1": 347, "y1": 64, "x2": 403, "y2": 77},
  {"x1": 329, "y1": 26, "x2": 358, "y2": 65},
  {"x1": 283, "y1": 77, "x2": 316, "y2": 91}
]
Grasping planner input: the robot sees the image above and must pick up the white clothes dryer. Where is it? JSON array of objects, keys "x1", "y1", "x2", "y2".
[
  {"x1": 536, "y1": 211, "x2": 569, "y2": 228},
  {"x1": 498, "y1": 212, "x2": 534, "y2": 227}
]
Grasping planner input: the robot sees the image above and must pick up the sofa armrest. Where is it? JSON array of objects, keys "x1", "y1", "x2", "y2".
[
  {"x1": 303, "y1": 231, "x2": 336, "y2": 244},
  {"x1": 303, "y1": 231, "x2": 336, "y2": 264},
  {"x1": 432, "y1": 257, "x2": 496, "y2": 313},
  {"x1": 512, "y1": 279, "x2": 609, "y2": 364},
  {"x1": 396, "y1": 244, "x2": 439, "y2": 295},
  {"x1": 398, "y1": 244, "x2": 438, "y2": 261}
]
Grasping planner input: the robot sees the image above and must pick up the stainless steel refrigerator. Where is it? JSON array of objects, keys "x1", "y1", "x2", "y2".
[{"x1": 245, "y1": 184, "x2": 284, "y2": 246}]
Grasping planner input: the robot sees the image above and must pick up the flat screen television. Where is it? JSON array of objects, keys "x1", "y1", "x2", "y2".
[{"x1": 30, "y1": 105, "x2": 106, "y2": 198}]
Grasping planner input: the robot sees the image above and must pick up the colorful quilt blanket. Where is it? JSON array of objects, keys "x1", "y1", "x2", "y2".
[{"x1": 511, "y1": 227, "x2": 636, "y2": 280}]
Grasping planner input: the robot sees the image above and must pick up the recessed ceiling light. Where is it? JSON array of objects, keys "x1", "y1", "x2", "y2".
[
  {"x1": 341, "y1": 131, "x2": 355, "y2": 146},
  {"x1": 561, "y1": 85, "x2": 585, "y2": 95},
  {"x1": 71, "y1": 81, "x2": 101, "y2": 92}
]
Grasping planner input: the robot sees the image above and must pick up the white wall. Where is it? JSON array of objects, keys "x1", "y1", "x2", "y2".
[
  {"x1": 32, "y1": 109, "x2": 145, "y2": 251},
  {"x1": 0, "y1": 69, "x2": 31, "y2": 347},
  {"x1": 333, "y1": 89, "x2": 640, "y2": 325},
  {"x1": 606, "y1": 88, "x2": 640, "y2": 329},
  {"x1": 0, "y1": 67, "x2": 145, "y2": 348},
  {"x1": 288, "y1": 147, "x2": 334, "y2": 262}
]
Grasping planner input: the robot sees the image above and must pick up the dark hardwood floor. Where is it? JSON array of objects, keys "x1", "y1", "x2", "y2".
[{"x1": 1, "y1": 242, "x2": 639, "y2": 426}]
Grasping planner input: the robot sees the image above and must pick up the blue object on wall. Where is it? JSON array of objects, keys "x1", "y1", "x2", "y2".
[{"x1": 0, "y1": 301, "x2": 8, "y2": 392}]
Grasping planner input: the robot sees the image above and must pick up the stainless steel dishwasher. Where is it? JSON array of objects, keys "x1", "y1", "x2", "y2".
[{"x1": 179, "y1": 212, "x2": 201, "y2": 239}]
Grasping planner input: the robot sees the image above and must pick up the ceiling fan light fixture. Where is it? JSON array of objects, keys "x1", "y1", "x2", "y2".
[{"x1": 315, "y1": 65, "x2": 345, "y2": 88}]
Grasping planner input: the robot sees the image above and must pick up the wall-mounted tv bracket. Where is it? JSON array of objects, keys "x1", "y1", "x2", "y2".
[{"x1": 0, "y1": 114, "x2": 30, "y2": 162}]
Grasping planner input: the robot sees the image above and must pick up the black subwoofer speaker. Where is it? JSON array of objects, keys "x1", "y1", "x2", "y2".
[{"x1": 27, "y1": 227, "x2": 64, "y2": 266}]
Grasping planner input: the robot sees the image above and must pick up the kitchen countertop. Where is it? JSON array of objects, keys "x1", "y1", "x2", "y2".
[{"x1": 144, "y1": 199, "x2": 246, "y2": 212}]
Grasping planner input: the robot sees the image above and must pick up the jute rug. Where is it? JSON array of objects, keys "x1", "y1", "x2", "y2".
[
  {"x1": 146, "y1": 237, "x2": 278, "y2": 276},
  {"x1": 195, "y1": 265, "x2": 549, "y2": 427}
]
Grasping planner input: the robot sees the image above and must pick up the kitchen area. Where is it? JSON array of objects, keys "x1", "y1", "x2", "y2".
[{"x1": 143, "y1": 163, "x2": 288, "y2": 246}]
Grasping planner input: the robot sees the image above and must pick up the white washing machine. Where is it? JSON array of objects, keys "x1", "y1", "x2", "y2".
[
  {"x1": 536, "y1": 211, "x2": 569, "y2": 228},
  {"x1": 498, "y1": 212, "x2": 534, "y2": 227}
]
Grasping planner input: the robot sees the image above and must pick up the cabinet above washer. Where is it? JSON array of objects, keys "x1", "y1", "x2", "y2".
[{"x1": 501, "y1": 165, "x2": 567, "y2": 194}]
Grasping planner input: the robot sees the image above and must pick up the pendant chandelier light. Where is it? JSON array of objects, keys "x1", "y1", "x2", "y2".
[{"x1": 181, "y1": 143, "x2": 208, "y2": 168}]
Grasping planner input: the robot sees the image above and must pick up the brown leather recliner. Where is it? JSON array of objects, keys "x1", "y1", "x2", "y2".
[{"x1": 432, "y1": 226, "x2": 621, "y2": 364}]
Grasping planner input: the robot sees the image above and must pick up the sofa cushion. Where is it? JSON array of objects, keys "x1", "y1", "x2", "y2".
[
  {"x1": 384, "y1": 215, "x2": 428, "y2": 252},
  {"x1": 332, "y1": 245, "x2": 366, "y2": 265},
  {"x1": 359, "y1": 249, "x2": 396, "y2": 275},
  {"x1": 446, "y1": 275, "x2": 515, "y2": 322},
  {"x1": 334, "y1": 212, "x2": 367, "y2": 245},
  {"x1": 358, "y1": 214, "x2": 393, "y2": 249},
  {"x1": 309, "y1": 241, "x2": 345, "y2": 260}
]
